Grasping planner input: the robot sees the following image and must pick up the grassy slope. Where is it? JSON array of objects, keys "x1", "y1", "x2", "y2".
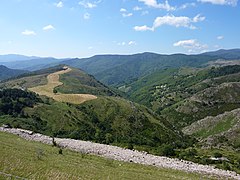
[
  {"x1": 123, "y1": 65, "x2": 240, "y2": 128},
  {"x1": 55, "y1": 67, "x2": 117, "y2": 96},
  {"x1": 182, "y1": 108, "x2": 240, "y2": 149},
  {"x1": 0, "y1": 65, "x2": 67, "y2": 89},
  {"x1": 0, "y1": 131, "x2": 210, "y2": 180},
  {"x1": 28, "y1": 67, "x2": 97, "y2": 104},
  {"x1": 13, "y1": 96, "x2": 183, "y2": 150}
]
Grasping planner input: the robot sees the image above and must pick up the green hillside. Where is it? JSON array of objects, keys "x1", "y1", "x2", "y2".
[
  {"x1": 121, "y1": 65, "x2": 240, "y2": 127},
  {"x1": 0, "y1": 66, "x2": 190, "y2": 155},
  {"x1": 0, "y1": 91, "x2": 188, "y2": 154},
  {"x1": 63, "y1": 53, "x2": 217, "y2": 86},
  {"x1": 0, "y1": 131, "x2": 211, "y2": 180},
  {"x1": 116, "y1": 65, "x2": 240, "y2": 169},
  {"x1": 183, "y1": 108, "x2": 240, "y2": 149},
  {"x1": 55, "y1": 67, "x2": 117, "y2": 96},
  {"x1": 1, "y1": 63, "x2": 240, "y2": 174},
  {"x1": 0, "y1": 65, "x2": 67, "y2": 89}
]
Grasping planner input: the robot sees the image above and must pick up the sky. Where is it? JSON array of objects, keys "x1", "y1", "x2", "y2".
[{"x1": 0, "y1": 0, "x2": 239, "y2": 58}]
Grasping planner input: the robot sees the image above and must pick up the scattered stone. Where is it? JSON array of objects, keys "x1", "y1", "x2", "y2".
[{"x1": 1, "y1": 126, "x2": 240, "y2": 180}]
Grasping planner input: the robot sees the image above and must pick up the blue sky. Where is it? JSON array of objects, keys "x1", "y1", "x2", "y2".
[{"x1": 0, "y1": 0, "x2": 239, "y2": 58}]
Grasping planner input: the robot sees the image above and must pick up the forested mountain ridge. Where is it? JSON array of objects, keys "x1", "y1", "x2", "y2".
[{"x1": 0, "y1": 65, "x2": 28, "y2": 81}]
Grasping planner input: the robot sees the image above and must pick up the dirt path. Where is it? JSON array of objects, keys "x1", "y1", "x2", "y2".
[{"x1": 28, "y1": 66, "x2": 97, "y2": 104}]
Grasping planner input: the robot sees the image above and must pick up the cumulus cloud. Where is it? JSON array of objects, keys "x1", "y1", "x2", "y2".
[
  {"x1": 192, "y1": 14, "x2": 206, "y2": 22},
  {"x1": 120, "y1": 8, "x2": 127, "y2": 12},
  {"x1": 128, "y1": 41, "x2": 137, "y2": 45},
  {"x1": 217, "y1": 35, "x2": 224, "y2": 40},
  {"x1": 139, "y1": 0, "x2": 176, "y2": 11},
  {"x1": 134, "y1": 25, "x2": 153, "y2": 31},
  {"x1": 134, "y1": 14, "x2": 205, "y2": 31},
  {"x1": 79, "y1": 0, "x2": 101, "y2": 8},
  {"x1": 120, "y1": 8, "x2": 133, "y2": 18},
  {"x1": 22, "y1": 30, "x2": 36, "y2": 36},
  {"x1": 173, "y1": 39, "x2": 208, "y2": 52},
  {"x1": 55, "y1": 1, "x2": 63, "y2": 8},
  {"x1": 43, "y1": 25, "x2": 55, "y2": 31},
  {"x1": 122, "y1": 13, "x2": 133, "y2": 17},
  {"x1": 198, "y1": 0, "x2": 238, "y2": 6}
]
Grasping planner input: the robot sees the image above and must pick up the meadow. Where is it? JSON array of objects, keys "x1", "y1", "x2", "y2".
[{"x1": 28, "y1": 66, "x2": 97, "y2": 104}]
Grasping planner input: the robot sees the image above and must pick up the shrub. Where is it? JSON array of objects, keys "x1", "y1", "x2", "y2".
[
  {"x1": 59, "y1": 148, "x2": 63, "y2": 155},
  {"x1": 213, "y1": 152, "x2": 222, "y2": 158},
  {"x1": 158, "y1": 144, "x2": 175, "y2": 157}
]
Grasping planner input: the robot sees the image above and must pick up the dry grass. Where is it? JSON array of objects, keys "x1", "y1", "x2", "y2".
[{"x1": 29, "y1": 66, "x2": 97, "y2": 104}]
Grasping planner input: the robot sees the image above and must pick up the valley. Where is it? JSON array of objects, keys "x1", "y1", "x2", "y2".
[
  {"x1": 1, "y1": 49, "x2": 240, "y2": 179},
  {"x1": 1, "y1": 1, "x2": 240, "y2": 178}
]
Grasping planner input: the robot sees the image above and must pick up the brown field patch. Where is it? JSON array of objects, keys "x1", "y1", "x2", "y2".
[{"x1": 28, "y1": 66, "x2": 97, "y2": 104}]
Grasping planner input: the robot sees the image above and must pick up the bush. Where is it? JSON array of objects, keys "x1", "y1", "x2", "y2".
[
  {"x1": 214, "y1": 152, "x2": 222, "y2": 158},
  {"x1": 158, "y1": 144, "x2": 175, "y2": 157},
  {"x1": 222, "y1": 162, "x2": 231, "y2": 171},
  {"x1": 59, "y1": 148, "x2": 63, "y2": 155}
]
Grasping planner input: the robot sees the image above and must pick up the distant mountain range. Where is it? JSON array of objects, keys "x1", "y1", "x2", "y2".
[
  {"x1": 1, "y1": 58, "x2": 64, "y2": 71},
  {"x1": 0, "y1": 65, "x2": 28, "y2": 81},
  {"x1": 1, "y1": 49, "x2": 240, "y2": 85},
  {"x1": 202, "y1": 49, "x2": 240, "y2": 59},
  {"x1": 62, "y1": 49, "x2": 240, "y2": 86},
  {"x1": 0, "y1": 54, "x2": 40, "y2": 62}
]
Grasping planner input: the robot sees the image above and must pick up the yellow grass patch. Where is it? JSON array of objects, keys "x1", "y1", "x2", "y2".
[{"x1": 28, "y1": 66, "x2": 97, "y2": 104}]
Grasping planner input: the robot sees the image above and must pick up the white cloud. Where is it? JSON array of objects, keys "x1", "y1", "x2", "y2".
[
  {"x1": 43, "y1": 25, "x2": 55, "y2": 31},
  {"x1": 122, "y1": 13, "x2": 133, "y2": 17},
  {"x1": 133, "y1": 6, "x2": 142, "y2": 11},
  {"x1": 22, "y1": 30, "x2": 36, "y2": 36},
  {"x1": 120, "y1": 8, "x2": 133, "y2": 18},
  {"x1": 173, "y1": 39, "x2": 208, "y2": 52},
  {"x1": 129, "y1": 41, "x2": 137, "y2": 45},
  {"x1": 134, "y1": 25, "x2": 153, "y2": 31},
  {"x1": 139, "y1": 0, "x2": 176, "y2": 11},
  {"x1": 79, "y1": 0, "x2": 101, "y2": 8},
  {"x1": 55, "y1": 1, "x2": 63, "y2": 8},
  {"x1": 198, "y1": 0, "x2": 238, "y2": 6},
  {"x1": 117, "y1": 41, "x2": 137, "y2": 46},
  {"x1": 134, "y1": 14, "x2": 205, "y2": 31},
  {"x1": 120, "y1": 8, "x2": 127, "y2": 12},
  {"x1": 118, "y1": 42, "x2": 126, "y2": 46},
  {"x1": 179, "y1": 2, "x2": 196, "y2": 10},
  {"x1": 83, "y1": 13, "x2": 90, "y2": 19},
  {"x1": 217, "y1": 35, "x2": 224, "y2": 40},
  {"x1": 192, "y1": 14, "x2": 206, "y2": 22}
]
